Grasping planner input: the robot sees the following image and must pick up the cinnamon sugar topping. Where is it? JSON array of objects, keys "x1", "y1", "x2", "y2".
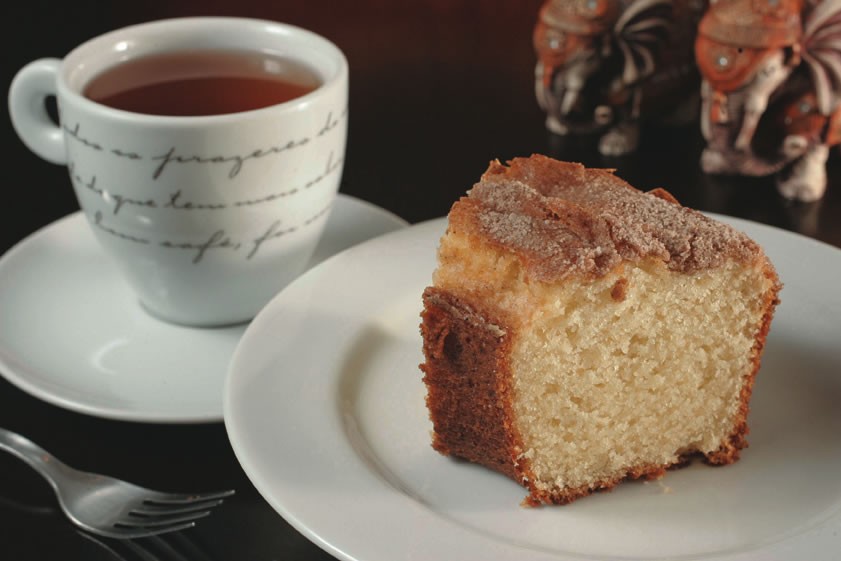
[{"x1": 450, "y1": 155, "x2": 760, "y2": 281}]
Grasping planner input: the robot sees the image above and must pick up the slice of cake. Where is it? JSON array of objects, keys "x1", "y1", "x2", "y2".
[{"x1": 420, "y1": 154, "x2": 781, "y2": 505}]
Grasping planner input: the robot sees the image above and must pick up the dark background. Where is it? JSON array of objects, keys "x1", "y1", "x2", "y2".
[{"x1": 2, "y1": 1, "x2": 839, "y2": 559}]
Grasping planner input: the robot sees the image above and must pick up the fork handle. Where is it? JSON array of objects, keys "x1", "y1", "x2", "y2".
[{"x1": 0, "y1": 428, "x2": 73, "y2": 492}]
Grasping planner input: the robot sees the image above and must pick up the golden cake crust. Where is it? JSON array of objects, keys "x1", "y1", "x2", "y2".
[
  {"x1": 420, "y1": 288, "x2": 522, "y2": 480},
  {"x1": 449, "y1": 154, "x2": 764, "y2": 282}
]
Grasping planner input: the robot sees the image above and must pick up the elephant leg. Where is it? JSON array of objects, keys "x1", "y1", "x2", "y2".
[
  {"x1": 599, "y1": 120, "x2": 640, "y2": 156},
  {"x1": 546, "y1": 115, "x2": 570, "y2": 135},
  {"x1": 700, "y1": 147, "x2": 730, "y2": 174},
  {"x1": 776, "y1": 144, "x2": 829, "y2": 202}
]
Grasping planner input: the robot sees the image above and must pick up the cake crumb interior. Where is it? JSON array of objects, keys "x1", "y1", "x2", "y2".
[
  {"x1": 512, "y1": 258, "x2": 767, "y2": 493},
  {"x1": 434, "y1": 228, "x2": 773, "y2": 496}
]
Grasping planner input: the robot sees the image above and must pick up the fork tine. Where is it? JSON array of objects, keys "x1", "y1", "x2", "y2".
[
  {"x1": 143, "y1": 489, "x2": 235, "y2": 505},
  {"x1": 108, "y1": 521, "x2": 198, "y2": 540},
  {"x1": 120, "y1": 510, "x2": 212, "y2": 528},
  {"x1": 131, "y1": 499, "x2": 225, "y2": 516}
]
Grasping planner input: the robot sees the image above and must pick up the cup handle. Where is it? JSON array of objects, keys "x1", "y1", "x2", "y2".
[{"x1": 8, "y1": 58, "x2": 67, "y2": 165}]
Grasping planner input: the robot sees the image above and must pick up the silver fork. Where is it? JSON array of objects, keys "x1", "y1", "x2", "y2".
[{"x1": 0, "y1": 427, "x2": 234, "y2": 539}]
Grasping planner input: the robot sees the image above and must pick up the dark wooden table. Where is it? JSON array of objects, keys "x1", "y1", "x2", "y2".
[{"x1": 2, "y1": 1, "x2": 839, "y2": 560}]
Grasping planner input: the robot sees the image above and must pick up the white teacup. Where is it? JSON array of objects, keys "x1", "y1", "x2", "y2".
[{"x1": 9, "y1": 17, "x2": 348, "y2": 326}]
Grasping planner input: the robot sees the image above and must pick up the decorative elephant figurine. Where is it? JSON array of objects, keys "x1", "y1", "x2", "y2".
[
  {"x1": 696, "y1": 0, "x2": 841, "y2": 202},
  {"x1": 534, "y1": 0, "x2": 706, "y2": 156}
]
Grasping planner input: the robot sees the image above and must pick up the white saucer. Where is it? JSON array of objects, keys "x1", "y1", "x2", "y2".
[{"x1": 0, "y1": 194, "x2": 407, "y2": 423}]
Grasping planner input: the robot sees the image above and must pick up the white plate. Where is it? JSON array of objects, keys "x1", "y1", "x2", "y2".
[
  {"x1": 224, "y1": 214, "x2": 841, "y2": 560},
  {"x1": 0, "y1": 194, "x2": 407, "y2": 423}
]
